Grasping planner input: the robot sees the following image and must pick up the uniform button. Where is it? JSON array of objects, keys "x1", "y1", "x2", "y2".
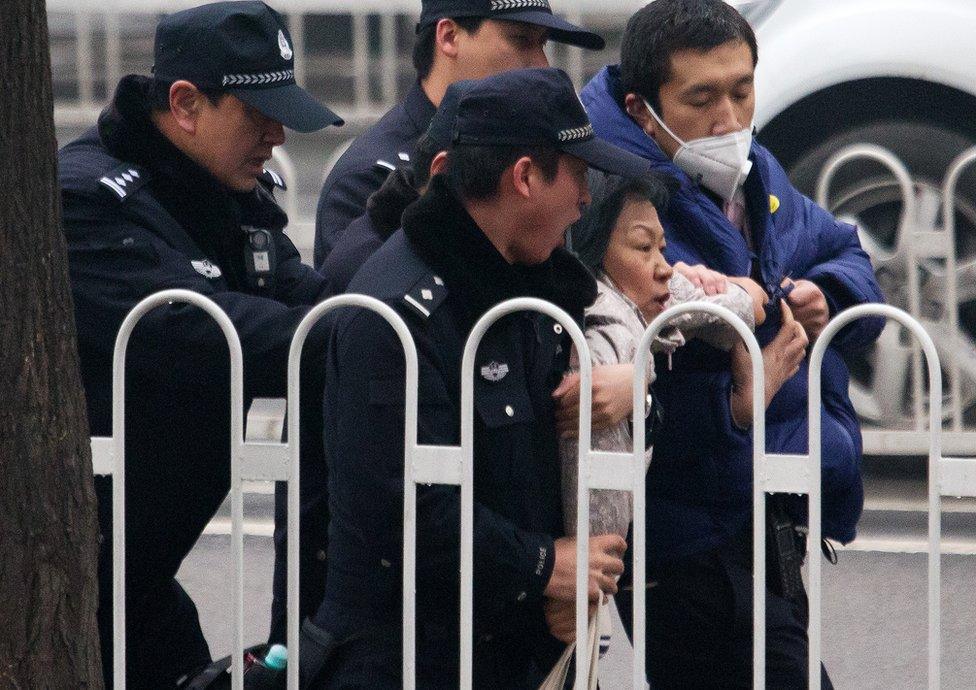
[
  {"x1": 516, "y1": 591, "x2": 527, "y2": 602},
  {"x1": 553, "y1": 323, "x2": 563, "y2": 334},
  {"x1": 316, "y1": 549, "x2": 327, "y2": 562},
  {"x1": 380, "y1": 558, "x2": 392, "y2": 568},
  {"x1": 479, "y1": 633, "x2": 493, "y2": 643},
  {"x1": 505, "y1": 405, "x2": 515, "y2": 417}
]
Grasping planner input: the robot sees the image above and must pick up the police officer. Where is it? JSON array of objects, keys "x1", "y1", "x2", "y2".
[
  {"x1": 320, "y1": 79, "x2": 472, "y2": 295},
  {"x1": 312, "y1": 0, "x2": 606, "y2": 268},
  {"x1": 304, "y1": 68, "x2": 647, "y2": 688},
  {"x1": 58, "y1": 2, "x2": 342, "y2": 685}
]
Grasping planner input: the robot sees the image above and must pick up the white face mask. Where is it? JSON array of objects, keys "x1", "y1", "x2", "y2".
[{"x1": 643, "y1": 98, "x2": 753, "y2": 201}]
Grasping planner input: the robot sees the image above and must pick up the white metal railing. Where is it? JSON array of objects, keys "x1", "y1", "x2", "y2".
[
  {"x1": 632, "y1": 302, "x2": 764, "y2": 690},
  {"x1": 286, "y1": 294, "x2": 416, "y2": 689},
  {"x1": 89, "y1": 291, "x2": 976, "y2": 688},
  {"x1": 89, "y1": 289, "x2": 293, "y2": 690}
]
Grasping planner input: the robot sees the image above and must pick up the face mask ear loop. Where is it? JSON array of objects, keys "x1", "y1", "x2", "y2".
[{"x1": 642, "y1": 98, "x2": 688, "y2": 149}]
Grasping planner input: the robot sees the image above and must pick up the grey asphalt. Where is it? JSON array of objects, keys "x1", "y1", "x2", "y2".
[{"x1": 179, "y1": 536, "x2": 976, "y2": 689}]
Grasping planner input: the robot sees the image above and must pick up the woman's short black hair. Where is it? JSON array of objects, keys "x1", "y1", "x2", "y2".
[
  {"x1": 620, "y1": 0, "x2": 758, "y2": 112},
  {"x1": 412, "y1": 16, "x2": 487, "y2": 81},
  {"x1": 571, "y1": 171, "x2": 677, "y2": 272}
]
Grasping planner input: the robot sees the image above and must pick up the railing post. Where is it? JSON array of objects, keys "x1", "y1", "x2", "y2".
[
  {"x1": 104, "y1": 289, "x2": 245, "y2": 689},
  {"x1": 808, "y1": 304, "x2": 943, "y2": 689}
]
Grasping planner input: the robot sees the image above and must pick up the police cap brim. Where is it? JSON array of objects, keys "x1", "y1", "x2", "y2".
[
  {"x1": 561, "y1": 137, "x2": 652, "y2": 178},
  {"x1": 503, "y1": 10, "x2": 604, "y2": 50},
  {"x1": 230, "y1": 82, "x2": 344, "y2": 133}
]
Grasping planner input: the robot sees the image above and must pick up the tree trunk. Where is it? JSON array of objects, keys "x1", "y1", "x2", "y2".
[{"x1": 0, "y1": 0, "x2": 104, "y2": 686}]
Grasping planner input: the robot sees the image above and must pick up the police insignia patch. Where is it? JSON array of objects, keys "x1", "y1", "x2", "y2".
[
  {"x1": 403, "y1": 272, "x2": 448, "y2": 319},
  {"x1": 99, "y1": 164, "x2": 147, "y2": 201},
  {"x1": 191, "y1": 259, "x2": 223, "y2": 279},
  {"x1": 278, "y1": 29, "x2": 293, "y2": 60},
  {"x1": 480, "y1": 361, "x2": 509, "y2": 382}
]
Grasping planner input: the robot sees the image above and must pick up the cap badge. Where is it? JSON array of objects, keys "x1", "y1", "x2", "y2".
[
  {"x1": 480, "y1": 361, "x2": 510, "y2": 382},
  {"x1": 278, "y1": 30, "x2": 293, "y2": 60}
]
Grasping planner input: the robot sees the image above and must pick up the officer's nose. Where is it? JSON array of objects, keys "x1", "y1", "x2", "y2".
[{"x1": 264, "y1": 119, "x2": 286, "y2": 147}]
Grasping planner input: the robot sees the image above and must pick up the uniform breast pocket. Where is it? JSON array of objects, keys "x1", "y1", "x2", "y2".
[{"x1": 473, "y1": 380, "x2": 535, "y2": 488}]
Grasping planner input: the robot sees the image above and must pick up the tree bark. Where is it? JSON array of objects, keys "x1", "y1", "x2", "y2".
[{"x1": 0, "y1": 0, "x2": 104, "y2": 686}]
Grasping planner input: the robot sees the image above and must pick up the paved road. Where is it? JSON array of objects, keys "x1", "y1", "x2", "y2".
[{"x1": 179, "y1": 534, "x2": 976, "y2": 688}]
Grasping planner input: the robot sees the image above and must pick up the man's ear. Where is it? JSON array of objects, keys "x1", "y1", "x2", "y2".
[
  {"x1": 435, "y1": 18, "x2": 462, "y2": 61},
  {"x1": 168, "y1": 80, "x2": 205, "y2": 135},
  {"x1": 624, "y1": 92, "x2": 656, "y2": 138},
  {"x1": 510, "y1": 156, "x2": 534, "y2": 199},
  {"x1": 428, "y1": 150, "x2": 449, "y2": 178}
]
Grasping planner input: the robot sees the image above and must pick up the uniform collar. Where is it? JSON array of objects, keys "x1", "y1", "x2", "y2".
[
  {"x1": 401, "y1": 176, "x2": 596, "y2": 327},
  {"x1": 97, "y1": 75, "x2": 286, "y2": 231},
  {"x1": 404, "y1": 81, "x2": 438, "y2": 134}
]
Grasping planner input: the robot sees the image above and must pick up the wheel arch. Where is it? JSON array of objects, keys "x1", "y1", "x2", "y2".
[{"x1": 758, "y1": 77, "x2": 976, "y2": 173}]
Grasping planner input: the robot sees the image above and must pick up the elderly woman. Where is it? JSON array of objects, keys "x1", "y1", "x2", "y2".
[{"x1": 544, "y1": 173, "x2": 806, "y2": 685}]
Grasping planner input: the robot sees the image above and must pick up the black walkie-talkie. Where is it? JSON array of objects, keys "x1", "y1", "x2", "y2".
[{"x1": 243, "y1": 225, "x2": 276, "y2": 293}]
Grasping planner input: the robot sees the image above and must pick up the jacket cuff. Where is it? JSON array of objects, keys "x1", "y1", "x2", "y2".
[{"x1": 514, "y1": 533, "x2": 555, "y2": 606}]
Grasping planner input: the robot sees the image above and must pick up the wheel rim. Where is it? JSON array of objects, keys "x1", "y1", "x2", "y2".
[{"x1": 826, "y1": 177, "x2": 976, "y2": 428}]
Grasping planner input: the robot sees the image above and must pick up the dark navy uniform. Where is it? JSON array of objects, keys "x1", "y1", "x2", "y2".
[
  {"x1": 321, "y1": 166, "x2": 418, "y2": 295},
  {"x1": 59, "y1": 75, "x2": 331, "y2": 687},
  {"x1": 307, "y1": 177, "x2": 597, "y2": 687},
  {"x1": 314, "y1": 83, "x2": 435, "y2": 268}
]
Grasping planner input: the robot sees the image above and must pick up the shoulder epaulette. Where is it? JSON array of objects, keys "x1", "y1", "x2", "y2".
[
  {"x1": 98, "y1": 164, "x2": 148, "y2": 201},
  {"x1": 260, "y1": 168, "x2": 287, "y2": 190},
  {"x1": 402, "y1": 271, "x2": 448, "y2": 320}
]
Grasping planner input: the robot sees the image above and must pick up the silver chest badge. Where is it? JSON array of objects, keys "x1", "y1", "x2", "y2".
[
  {"x1": 480, "y1": 361, "x2": 509, "y2": 382},
  {"x1": 191, "y1": 259, "x2": 222, "y2": 279},
  {"x1": 278, "y1": 30, "x2": 293, "y2": 60}
]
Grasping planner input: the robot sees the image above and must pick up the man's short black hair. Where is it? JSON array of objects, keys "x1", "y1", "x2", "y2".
[
  {"x1": 620, "y1": 0, "x2": 758, "y2": 112},
  {"x1": 571, "y1": 172, "x2": 677, "y2": 273},
  {"x1": 447, "y1": 145, "x2": 561, "y2": 201},
  {"x1": 412, "y1": 16, "x2": 487, "y2": 81},
  {"x1": 149, "y1": 78, "x2": 226, "y2": 112}
]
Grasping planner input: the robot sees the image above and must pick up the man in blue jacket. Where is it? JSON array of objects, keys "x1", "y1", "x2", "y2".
[
  {"x1": 58, "y1": 3, "x2": 342, "y2": 685},
  {"x1": 580, "y1": 0, "x2": 885, "y2": 686}
]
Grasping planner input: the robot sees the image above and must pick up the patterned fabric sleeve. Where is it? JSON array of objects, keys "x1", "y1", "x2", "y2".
[
  {"x1": 560, "y1": 286, "x2": 645, "y2": 538},
  {"x1": 663, "y1": 272, "x2": 756, "y2": 351}
]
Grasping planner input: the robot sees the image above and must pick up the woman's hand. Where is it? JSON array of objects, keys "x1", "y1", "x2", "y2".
[{"x1": 673, "y1": 261, "x2": 728, "y2": 295}]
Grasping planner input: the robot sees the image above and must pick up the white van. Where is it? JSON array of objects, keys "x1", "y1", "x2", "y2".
[{"x1": 737, "y1": 0, "x2": 976, "y2": 438}]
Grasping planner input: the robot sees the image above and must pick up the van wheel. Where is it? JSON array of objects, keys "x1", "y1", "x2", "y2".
[{"x1": 787, "y1": 121, "x2": 976, "y2": 429}]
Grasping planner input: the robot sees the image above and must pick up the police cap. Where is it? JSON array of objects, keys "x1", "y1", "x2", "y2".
[
  {"x1": 153, "y1": 1, "x2": 343, "y2": 132},
  {"x1": 453, "y1": 68, "x2": 652, "y2": 178},
  {"x1": 425, "y1": 79, "x2": 476, "y2": 150},
  {"x1": 418, "y1": 0, "x2": 605, "y2": 50}
]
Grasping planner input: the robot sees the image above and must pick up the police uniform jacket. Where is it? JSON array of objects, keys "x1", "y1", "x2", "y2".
[
  {"x1": 322, "y1": 166, "x2": 419, "y2": 295},
  {"x1": 59, "y1": 75, "x2": 331, "y2": 648},
  {"x1": 313, "y1": 176, "x2": 597, "y2": 687},
  {"x1": 314, "y1": 82, "x2": 435, "y2": 268}
]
